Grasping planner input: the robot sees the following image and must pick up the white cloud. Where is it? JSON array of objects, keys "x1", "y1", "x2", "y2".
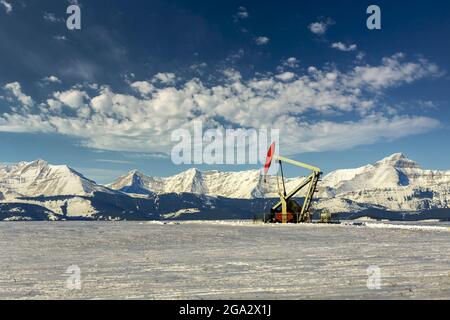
[
  {"x1": 59, "y1": 59, "x2": 97, "y2": 80},
  {"x1": 130, "y1": 81, "x2": 154, "y2": 96},
  {"x1": 0, "y1": 54, "x2": 443, "y2": 155},
  {"x1": 309, "y1": 22, "x2": 326, "y2": 35},
  {"x1": 52, "y1": 89, "x2": 90, "y2": 117},
  {"x1": 45, "y1": 99, "x2": 63, "y2": 113},
  {"x1": 275, "y1": 72, "x2": 295, "y2": 81},
  {"x1": 0, "y1": 0, "x2": 12, "y2": 13},
  {"x1": 331, "y1": 42, "x2": 357, "y2": 52},
  {"x1": 95, "y1": 159, "x2": 134, "y2": 165},
  {"x1": 236, "y1": 6, "x2": 249, "y2": 19},
  {"x1": 255, "y1": 36, "x2": 270, "y2": 46},
  {"x1": 190, "y1": 62, "x2": 207, "y2": 71},
  {"x1": 417, "y1": 100, "x2": 437, "y2": 109},
  {"x1": 54, "y1": 90, "x2": 88, "y2": 109},
  {"x1": 42, "y1": 76, "x2": 62, "y2": 84},
  {"x1": 152, "y1": 72, "x2": 176, "y2": 85},
  {"x1": 125, "y1": 152, "x2": 169, "y2": 160},
  {"x1": 54, "y1": 35, "x2": 67, "y2": 41},
  {"x1": 68, "y1": 0, "x2": 81, "y2": 6},
  {"x1": 348, "y1": 53, "x2": 442, "y2": 90},
  {"x1": 222, "y1": 68, "x2": 242, "y2": 82},
  {"x1": 43, "y1": 12, "x2": 63, "y2": 23},
  {"x1": 3, "y1": 82, "x2": 33, "y2": 107},
  {"x1": 284, "y1": 57, "x2": 299, "y2": 68},
  {"x1": 278, "y1": 57, "x2": 300, "y2": 72},
  {"x1": 356, "y1": 51, "x2": 366, "y2": 62},
  {"x1": 0, "y1": 113, "x2": 54, "y2": 133},
  {"x1": 226, "y1": 49, "x2": 245, "y2": 63},
  {"x1": 281, "y1": 115, "x2": 439, "y2": 153},
  {"x1": 308, "y1": 18, "x2": 335, "y2": 35}
]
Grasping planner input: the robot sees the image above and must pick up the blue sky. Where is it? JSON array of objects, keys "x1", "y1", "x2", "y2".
[{"x1": 0, "y1": 0, "x2": 449, "y2": 183}]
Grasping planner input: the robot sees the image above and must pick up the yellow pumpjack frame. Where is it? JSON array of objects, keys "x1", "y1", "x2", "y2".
[{"x1": 270, "y1": 156, "x2": 322, "y2": 224}]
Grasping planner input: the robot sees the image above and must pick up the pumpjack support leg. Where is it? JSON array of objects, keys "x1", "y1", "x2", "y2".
[{"x1": 280, "y1": 194, "x2": 287, "y2": 224}]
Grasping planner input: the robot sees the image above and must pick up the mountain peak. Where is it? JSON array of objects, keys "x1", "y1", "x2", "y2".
[
  {"x1": 376, "y1": 153, "x2": 420, "y2": 169},
  {"x1": 184, "y1": 168, "x2": 201, "y2": 175},
  {"x1": 25, "y1": 159, "x2": 49, "y2": 168},
  {"x1": 0, "y1": 159, "x2": 113, "y2": 198},
  {"x1": 381, "y1": 152, "x2": 407, "y2": 161},
  {"x1": 106, "y1": 169, "x2": 153, "y2": 195},
  {"x1": 129, "y1": 169, "x2": 144, "y2": 176}
]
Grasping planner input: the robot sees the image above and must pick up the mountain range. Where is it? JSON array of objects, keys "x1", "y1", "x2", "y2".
[{"x1": 1, "y1": 153, "x2": 449, "y2": 221}]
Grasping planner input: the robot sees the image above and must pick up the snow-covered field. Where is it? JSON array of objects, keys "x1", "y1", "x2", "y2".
[{"x1": 1, "y1": 221, "x2": 449, "y2": 300}]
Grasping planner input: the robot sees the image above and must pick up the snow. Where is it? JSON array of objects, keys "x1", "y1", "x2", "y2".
[
  {"x1": 108, "y1": 168, "x2": 268, "y2": 199},
  {"x1": 1, "y1": 221, "x2": 449, "y2": 299},
  {"x1": 9, "y1": 197, "x2": 98, "y2": 218},
  {"x1": 322, "y1": 164, "x2": 374, "y2": 188},
  {"x1": 107, "y1": 153, "x2": 450, "y2": 214},
  {"x1": 364, "y1": 222, "x2": 450, "y2": 233},
  {"x1": 0, "y1": 160, "x2": 114, "y2": 198},
  {"x1": 2, "y1": 153, "x2": 450, "y2": 218},
  {"x1": 375, "y1": 152, "x2": 421, "y2": 168},
  {"x1": 162, "y1": 208, "x2": 201, "y2": 219}
]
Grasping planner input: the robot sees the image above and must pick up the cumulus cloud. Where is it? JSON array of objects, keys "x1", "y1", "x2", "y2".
[
  {"x1": 152, "y1": 72, "x2": 176, "y2": 85},
  {"x1": 283, "y1": 57, "x2": 299, "y2": 68},
  {"x1": 331, "y1": 42, "x2": 357, "y2": 52},
  {"x1": 190, "y1": 62, "x2": 207, "y2": 71},
  {"x1": 54, "y1": 90, "x2": 88, "y2": 109},
  {"x1": 130, "y1": 81, "x2": 154, "y2": 96},
  {"x1": 3, "y1": 82, "x2": 33, "y2": 108},
  {"x1": 0, "y1": 0, "x2": 12, "y2": 13},
  {"x1": 0, "y1": 54, "x2": 443, "y2": 155},
  {"x1": 308, "y1": 18, "x2": 334, "y2": 35},
  {"x1": 51, "y1": 89, "x2": 91, "y2": 118},
  {"x1": 278, "y1": 57, "x2": 300, "y2": 72},
  {"x1": 275, "y1": 72, "x2": 295, "y2": 81},
  {"x1": 356, "y1": 51, "x2": 366, "y2": 62},
  {"x1": 235, "y1": 6, "x2": 249, "y2": 19},
  {"x1": 348, "y1": 53, "x2": 442, "y2": 90},
  {"x1": 255, "y1": 36, "x2": 270, "y2": 46},
  {"x1": 42, "y1": 75, "x2": 62, "y2": 84}
]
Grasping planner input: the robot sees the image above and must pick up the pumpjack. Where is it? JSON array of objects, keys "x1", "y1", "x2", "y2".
[{"x1": 263, "y1": 142, "x2": 322, "y2": 224}]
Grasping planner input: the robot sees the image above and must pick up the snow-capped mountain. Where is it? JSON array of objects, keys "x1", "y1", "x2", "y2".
[
  {"x1": 0, "y1": 160, "x2": 122, "y2": 219},
  {"x1": 1, "y1": 153, "x2": 449, "y2": 221},
  {"x1": 108, "y1": 168, "x2": 269, "y2": 199},
  {"x1": 318, "y1": 153, "x2": 450, "y2": 213},
  {"x1": 321, "y1": 153, "x2": 445, "y2": 194},
  {"x1": 0, "y1": 160, "x2": 114, "y2": 200},
  {"x1": 108, "y1": 153, "x2": 450, "y2": 214},
  {"x1": 108, "y1": 167, "x2": 316, "y2": 199}
]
